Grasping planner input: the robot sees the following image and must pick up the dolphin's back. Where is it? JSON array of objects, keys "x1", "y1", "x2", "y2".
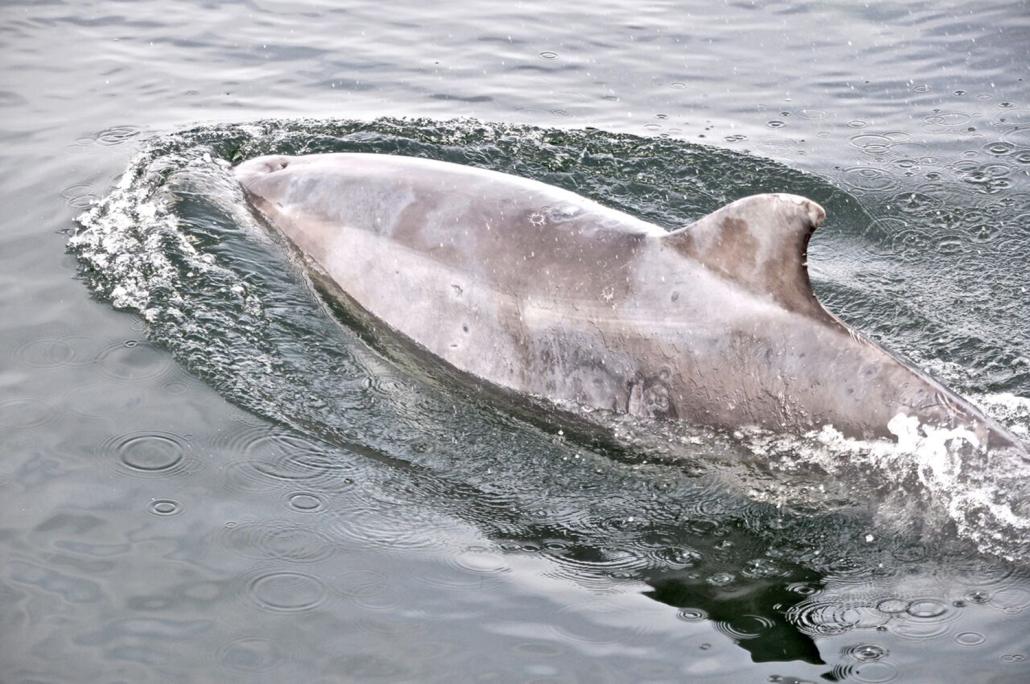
[
  {"x1": 249, "y1": 153, "x2": 667, "y2": 299},
  {"x1": 235, "y1": 152, "x2": 1023, "y2": 450}
]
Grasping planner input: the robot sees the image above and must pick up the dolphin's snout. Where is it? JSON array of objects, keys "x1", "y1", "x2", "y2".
[
  {"x1": 235, "y1": 153, "x2": 290, "y2": 177},
  {"x1": 234, "y1": 155, "x2": 297, "y2": 212},
  {"x1": 234, "y1": 156, "x2": 293, "y2": 208}
]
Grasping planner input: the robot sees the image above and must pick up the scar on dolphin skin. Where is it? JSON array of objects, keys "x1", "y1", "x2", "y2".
[{"x1": 234, "y1": 152, "x2": 1024, "y2": 453}]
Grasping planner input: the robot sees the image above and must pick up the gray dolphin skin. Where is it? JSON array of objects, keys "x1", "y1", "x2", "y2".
[{"x1": 235, "y1": 152, "x2": 1022, "y2": 451}]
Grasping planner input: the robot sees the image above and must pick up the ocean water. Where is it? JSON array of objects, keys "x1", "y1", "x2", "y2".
[{"x1": 2, "y1": 1, "x2": 1030, "y2": 682}]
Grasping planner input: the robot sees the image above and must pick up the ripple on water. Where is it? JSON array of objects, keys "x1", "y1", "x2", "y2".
[
  {"x1": 858, "y1": 216, "x2": 907, "y2": 257},
  {"x1": 945, "y1": 555, "x2": 1017, "y2": 588},
  {"x1": 985, "y1": 141, "x2": 1017, "y2": 156},
  {"x1": 449, "y1": 545, "x2": 510, "y2": 577},
  {"x1": 334, "y1": 569, "x2": 399, "y2": 612},
  {"x1": 286, "y1": 491, "x2": 325, "y2": 512},
  {"x1": 849, "y1": 134, "x2": 898, "y2": 156},
  {"x1": 14, "y1": 336, "x2": 91, "y2": 368},
  {"x1": 677, "y1": 607, "x2": 708, "y2": 622},
  {"x1": 789, "y1": 598, "x2": 864, "y2": 636},
  {"x1": 93, "y1": 124, "x2": 141, "y2": 145},
  {"x1": 247, "y1": 571, "x2": 327, "y2": 613},
  {"x1": 841, "y1": 167, "x2": 901, "y2": 194},
  {"x1": 883, "y1": 597, "x2": 959, "y2": 641},
  {"x1": 0, "y1": 398, "x2": 55, "y2": 430},
  {"x1": 219, "y1": 425, "x2": 354, "y2": 494},
  {"x1": 416, "y1": 546, "x2": 510, "y2": 591},
  {"x1": 713, "y1": 614, "x2": 775, "y2": 641},
  {"x1": 103, "y1": 431, "x2": 192, "y2": 477},
  {"x1": 955, "y1": 631, "x2": 986, "y2": 646},
  {"x1": 541, "y1": 539, "x2": 654, "y2": 589},
  {"x1": 95, "y1": 339, "x2": 174, "y2": 382},
  {"x1": 851, "y1": 661, "x2": 899, "y2": 683},
  {"x1": 990, "y1": 587, "x2": 1030, "y2": 614},
  {"x1": 888, "y1": 226, "x2": 936, "y2": 262},
  {"x1": 924, "y1": 111, "x2": 972, "y2": 127},
  {"x1": 843, "y1": 643, "x2": 889, "y2": 661},
  {"x1": 217, "y1": 521, "x2": 335, "y2": 563},
  {"x1": 954, "y1": 160, "x2": 1014, "y2": 194},
  {"x1": 149, "y1": 499, "x2": 181, "y2": 516},
  {"x1": 890, "y1": 187, "x2": 948, "y2": 217},
  {"x1": 219, "y1": 636, "x2": 283, "y2": 673},
  {"x1": 325, "y1": 502, "x2": 458, "y2": 552},
  {"x1": 61, "y1": 184, "x2": 101, "y2": 209}
]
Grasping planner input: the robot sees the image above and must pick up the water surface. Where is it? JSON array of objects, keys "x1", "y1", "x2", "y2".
[{"x1": 2, "y1": 1, "x2": 1030, "y2": 682}]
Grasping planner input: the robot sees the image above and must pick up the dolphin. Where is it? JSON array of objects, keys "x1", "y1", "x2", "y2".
[{"x1": 234, "y1": 152, "x2": 1022, "y2": 451}]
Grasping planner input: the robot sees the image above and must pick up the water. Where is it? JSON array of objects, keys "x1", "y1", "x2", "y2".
[{"x1": 3, "y1": 1, "x2": 1030, "y2": 682}]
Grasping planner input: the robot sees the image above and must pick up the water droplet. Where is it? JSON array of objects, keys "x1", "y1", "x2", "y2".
[
  {"x1": 149, "y1": 499, "x2": 181, "y2": 516},
  {"x1": 875, "y1": 598, "x2": 909, "y2": 615},
  {"x1": 287, "y1": 492, "x2": 324, "y2": 512},
  {"x1": 846, "y1": 643, "x2": 888, "y2": 661},
  {"x1": 986, "y1": 141, "x2": 1016, "y2": 155},
  {"x1": 955, "y1": 632, "x2": 985, "y2": 646},
  {"x1": 706, "y1": 572, "x2": 734, "y2": 586},
  {"x1": 906, "y1": 599, "x2": 948, "y2": 619},
  {"x1": 767, "y1": 120, "x2": 785, "y2": 128},
  {"x1": 677, "y1": 607, "x2": 707, "y2": 622},
  {"x1": 788, "y1": 582, "x2": 818, "y2": 596}
]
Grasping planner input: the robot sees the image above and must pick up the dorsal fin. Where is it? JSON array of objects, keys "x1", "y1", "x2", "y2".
[{"x1": 662, "y1": 193, "x2": 831, "y2": 320}]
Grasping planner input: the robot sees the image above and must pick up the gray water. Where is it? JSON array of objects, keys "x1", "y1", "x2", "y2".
[{"x1": 3, "y1": 1, "x2": 1030, "y2": 682}]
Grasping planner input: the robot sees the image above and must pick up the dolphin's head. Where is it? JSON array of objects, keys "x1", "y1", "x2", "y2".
[{"x1": 234, "y1": 154, "x2": 297, "y2": 210}]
